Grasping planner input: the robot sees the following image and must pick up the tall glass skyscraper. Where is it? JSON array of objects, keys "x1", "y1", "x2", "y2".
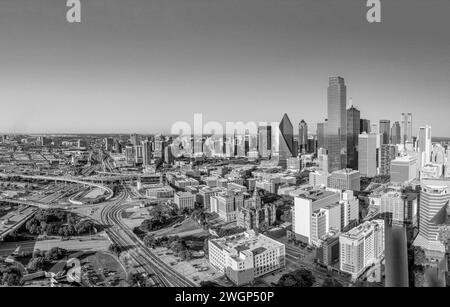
[
  {"x1": 326, "y1": 77, "x2": 347, "y2": 172},
  {"x1": 391, "y1": 121, "x2": 401, "y2": 145},
  {"x1": 257, "y1": 125, "x2": 272, "y2": 158},
  {"x1": 278, "y1": 113, "x2": 294, "y2": 167},
  {"x1": 347, "y1": 105, "x2": 360, "y2": 170},
  {"x1": 298, "y1": 120, "x2": 308, "y2": 154},
  {"x1": 401, "y1": 113, "x2": 413, "y2": 144},
  {"x1": 379, "y1": 119, "x2": 391, "y2": 145}
]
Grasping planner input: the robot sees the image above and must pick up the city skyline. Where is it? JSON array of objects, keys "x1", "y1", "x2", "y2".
[{"x1": 1, "y1": 0, "x2": 450, "y2": 136}]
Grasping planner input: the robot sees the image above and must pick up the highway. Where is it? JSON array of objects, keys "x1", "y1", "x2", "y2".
[{"x1": 99, "y1": 187, "x2": 197, "y2": 287}]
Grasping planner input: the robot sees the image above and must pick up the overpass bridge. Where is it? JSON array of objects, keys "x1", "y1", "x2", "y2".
[
  {"x1": 0, "y1": 173, "x2": 114, "y2": 201},
  {"x1": 0, "y1": 205, "x2": 38, "y2": 241}
]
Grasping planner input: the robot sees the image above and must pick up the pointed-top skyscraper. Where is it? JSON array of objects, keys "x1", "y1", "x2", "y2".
[
  {"x1": 277, "y1": 113, "x2": 294, "y2": 168},
  {"x1": 326, "y1": 76, "x2": 347, "y2": 172}
]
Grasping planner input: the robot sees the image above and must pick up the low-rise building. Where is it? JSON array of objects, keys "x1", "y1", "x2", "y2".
[{"x1": 208, "y1": 230, "x2": 285, "y2": 285}]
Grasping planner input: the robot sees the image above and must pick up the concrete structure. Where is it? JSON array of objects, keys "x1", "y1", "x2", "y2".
[
  {"x1": 339, "y1": 220, "x2": 385, "y2": 279},
  {"x1": 309, "y1": 170, "x2": 330, "y2": 188},
  {"x1": 358, "y1": 133, "x2": 378, "y2": 177},
  {"x1": 413, "y1": 183, "x2": 450, "y2": 259},
  {"x1": 401, "y1": 113, "x2": 413, "y2": 144},
  {"x1": 390, "y1": 156, "x2": 417, "y2": 184},
  {"x1": 208, "y1": 230, "x2": 285, "y2": 286},
  {"x1": 329, "y1": 168, "x2": 360, "y2": 191},
  {"x1": 391, "y1": 121, "x2": 401, "y2": 145},
  {"x1": 174, "y1": 191, "x2": 196, "y2": 210},
  {"x1": 380, "y1": 144, "x2": 397, "y2": 176}
]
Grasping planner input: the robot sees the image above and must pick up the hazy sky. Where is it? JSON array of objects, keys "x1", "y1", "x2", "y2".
[{"x1": 1, "y1": 0, "x2": 449, "y2": 136}]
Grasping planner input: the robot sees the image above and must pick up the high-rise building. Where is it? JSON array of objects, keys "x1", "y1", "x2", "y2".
[
  {"x1": 379, "y1": 120, "x2": 391, "y2": 145},
  {"x1": 418, "y1": 125, "x2": 432, "y2": 168},
  {"x1": 292, "y1": 188, "x2": 341, "y2": 244},
  {"x1": 347, "y1": 106, "x2": 360, "y2": 170},
  {"x1": 380, "y1": 144, "x2": 397, "y2": 176},
  {"x1": 317, "y1": 122, "x2": 325, "y2": 150},
  {"x1": 339, "y1": 220, "x2": 385, "y2": 279},
  {"x1": 278, "y1": 114, "x2": 294, "y2": 168},
  {"x1": 104, "y1": 137, "x2": 114, "y2": 151},
  {"x1": 391, "y1": 121, "x2": 401, "y2": 145},
  {"x1": 360, "y1": 119, "x2": 371, "y2": 134},
  {"x1": 401, "y1": 113, "x2": 413, "y2": 144},
  {"x1": 130, "y1": 133, "x2": 139, "y2": 146},
  {"x1": 413, "y1": 183, "x2": 450, "y2": 259},
  {"x1": 142, "y1": 140, "x2": 153, "y2": 166},
  {"x1": 325, "y1": 77, "x2": 347, "y2": 172},
  {"x1": 358, "y1": 133, "x2": 378, "y2": 177},
  {"x1": 298, "y1": 120, "x2": 308, "y2": 154}
]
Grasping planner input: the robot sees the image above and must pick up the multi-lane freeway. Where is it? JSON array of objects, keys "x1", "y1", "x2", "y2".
[{"x1": 99, "y1": 187, "x2": 197, "y2": 287}]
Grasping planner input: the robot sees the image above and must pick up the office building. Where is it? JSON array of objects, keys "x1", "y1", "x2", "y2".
[
  {"x1": 142, "y1": 140, "x2": 153, "y2": 166},
  {"x1": 298, "y1": 120, "x2": 308, "y2": 154},
  {"x1": 174, "y1": 191, "x2": 196, "y2": 210},
  {"x1": 379, "y1": 120, "x2": 391, "y2": 145},
  {"x1": 413, "y1": 183, "x2": 450, "y2": 259},
  {"x1": 329, "y1": 169, "x2": 361, "y2": 191},
  {"x1": 292, "y1": 187, "x2": 341, "y2": 244},
  {"x1": 360, "y1": 119, "x2": 371, "y2": 134},
  {"x1": 339, "y1": 220, "x2": 385, "y2": 279},
  {"x1": 401, "y1": 113, "x2": 413, "y2": 144},
  {"x1": 391, "y1": 121, "x2": 401, "y2": 145},
  {"x1": 358, "y1": 133, "x2": 378, "y2": 177},
  {"x1": 317, "y1": 122, "x2": 325, "y2": 150},
  {"x1": 277, "y1": 114, "x2": 295, "y2": 168},
  {"x1": 347, "y1": 106, "x2": 360, "y2": 170},
  {"x1": 380, "y1": 144, "x2": 397, "y2": 176},
  {"x1": 390, "y1": 156, "x2": 417, "y2": 183},
  {"x1": 418, "y1": 125, "x2": 432, "y2": 168},
  {"x1": 210, "y1": 190, "x2": 244, "y2": 222},
  {"x1": 325, "y1": 77, "x2": 347, "y2": 172},
  {"x1": 309, "y1": 170, "x2": 331, "y2": 187},
  {"x1": 208, "y1": 230, "x2": 285, "y2": 286}
]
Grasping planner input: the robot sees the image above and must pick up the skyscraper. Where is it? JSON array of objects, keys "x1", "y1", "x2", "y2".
[
  {"x1": 379, "y1": 120, "x2": 391, "y2": 145},
  {"x1": 347, "y1": 106, "x2": 360, "y2": 170},
  {"x1": 278, "y1": 114, "x2": 294, "y2": 168},
  {"x1": 317, "y1": 122, "x2": 325, "y2": 149},
  {"x1": 380, "y1": 144, "x2": 397, "y2": 175},
  {"x1": 391, "y1": 121, "x2": 401, "y2": 145},
  {"x1": 414, "y1": 183, "x2": 450, "y2": 258},
  {"x1": 298, "y1": 120, "x2": 308, "y2": 154},
  {"x1": 257, "y1": 125, "x2": 272, "y2": 158},
  {"x1": 358, "y1": 133, "x2": 378, "y2": 177},
  {"x1": 142, "y1": 140, "x2": 153, "y2": 166},
  {"x1": 418, "y1": 125, "x2": 432, "y2": 168},
  {"x1": 401, "y1": 113, "x2": 413, "y2": 144},
  {"x1": 360, "y1": 119, "x2": 371, "y2": 134},
  {"x1": 325, "y1": 77, "x2": 347, "y2": 172}
]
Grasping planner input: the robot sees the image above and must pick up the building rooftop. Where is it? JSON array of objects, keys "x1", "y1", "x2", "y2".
[
  {"x1": 210, "y1": 230, "x2": 283, "y2": 257},
  {"x1": 341, "y1": 220, "x2": 384, "y2": 240}
]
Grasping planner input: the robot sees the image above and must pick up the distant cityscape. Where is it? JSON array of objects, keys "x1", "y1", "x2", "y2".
[{"x1": 0, "y1": 75, "x2": 449, "y2": 288}]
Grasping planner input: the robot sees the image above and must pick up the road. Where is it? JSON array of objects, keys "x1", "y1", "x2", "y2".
[{"x1": 99, "y1": 187, "x2": 197, "y2": 287}]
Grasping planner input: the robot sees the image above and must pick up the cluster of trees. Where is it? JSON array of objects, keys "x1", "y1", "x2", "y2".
[
  {"x1": 27, "y1": 247, "x2": 68, "y2": 272},
  {"x1": 142, "y1": 235, "x2": 193, "y2": 260},
  {"x1": 408, "y1": 246, "x2": 427, "y2": 287},
  {"x1": 0, "y1": 266, "x2": 22, "y2": 286},
  {"x1": 213, "y1": 226, "x2": 246, "y2": 238},
  {"x1": 25, "y1": 209, "x2": 97, "y2": 237},
  {"x1": 277, "y1": 269, "x2": 315, "y2": 287}
]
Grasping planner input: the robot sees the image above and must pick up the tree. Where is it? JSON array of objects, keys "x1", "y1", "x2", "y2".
[
  {"x1": 27, "y1": 257, "x2": 47, "y2": 272},
  {"x1": 321, "y1": 277, "x2": 343, "y2": 287},
  {"x1": 413, "y1": 246, "x2": 426, "y2": 267},
  {"x1": 45, "y1": 247, "x2": 67, "y2": 261},
  {"x1": 143, "y1": 234, "x2": 155, "y2": 248},
  {"x1": 277, "y1": 269, "x2": 315, "y2": 287}
]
